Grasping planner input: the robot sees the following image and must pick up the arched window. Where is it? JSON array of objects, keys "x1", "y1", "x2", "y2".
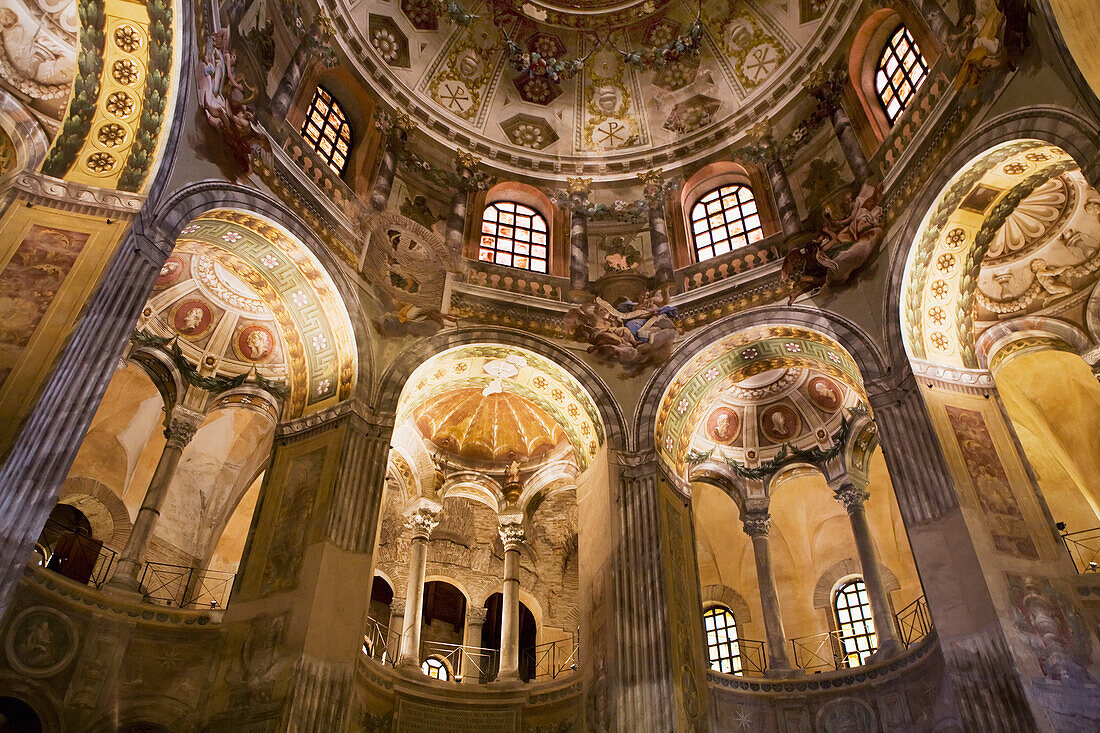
[
  {"x1": 422, "y1": 656, "x2": 450, "y2": 680},
  {"x1": 689, "y1": 184, "x2": 763, "y2": 262},
  {"x1": 479, "y1": 201, "x2": 549, "y2": 273},
  {"x1": 703, "y1": 605, "x2": 742, "y2": 674},
  {"x1": 301, "y1": 86, "x2": 353, "y2": 176},
  {"x1": 874, "y1": 25, "x2": 928, "y2": 125},
  {"x1": 834, "y1": 578, "x2": 877, "y2": 667}
]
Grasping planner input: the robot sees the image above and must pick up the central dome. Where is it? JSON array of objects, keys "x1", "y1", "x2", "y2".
[{"x1": 335, "y1": 0, "x2": 851, "y2": 177}]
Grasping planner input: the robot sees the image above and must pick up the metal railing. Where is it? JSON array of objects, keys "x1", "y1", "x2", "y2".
[
  {"x1": 791, "y1": 629, "x2": 871, "y2": 673},
  {"x1": 33, "y1": 519, "x2": 117, "y2": 588},
  {"x1": 895, "y1": 596, "x2": 933, "y2": 648},
  {"x1": 363, "y1": 616, "x2": 398, "y2": 666},
  {"x1": 1061, "y1": 527, "x2": 1100, "y2": 574},
  {"x1": 734, "y1": 638, "x2": 768, "y2": 677},
  {"x1": 521, "y1": 633, "x2": 579, "y2": 681},
  {"x1": 139, "y1": 561, "x2": 235, "y2": 609},
  {"x1": 422, "y1": 640, "x2": 499, "y2": 683}
]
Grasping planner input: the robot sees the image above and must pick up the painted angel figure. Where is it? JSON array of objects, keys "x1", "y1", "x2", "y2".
[{"x1": 812, "y1": 183, "x2": 884, "y2": 287}]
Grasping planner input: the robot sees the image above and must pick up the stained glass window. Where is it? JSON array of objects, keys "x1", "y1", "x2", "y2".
[
  {"x1": 479, "y1": 202, "x2": 550, "y2": 273},
  {"x1": 703, "y1": 606, "x2": 743, "y2": 675},
  {"x1": 301, "y1": 86, "x2": 353, "y2": 176},
  {"x1": 875, "y1": 25, "x2": 928, "y2": 124},
  {"x1": 421, "y1": 656, "x2": 450, "y2": 680},
  {"x1": 690, "y1": 185, "x2": 764, "y2": 262},
  {"x1": 834, "y1": 578, "x2": 878, "y2": 667}
]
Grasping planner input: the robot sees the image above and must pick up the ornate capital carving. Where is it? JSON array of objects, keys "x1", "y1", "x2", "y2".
[
  {"x1": 637, "y1": 169, "x2": 666, "y2": 205},
  {"x1": 456, "y1": 150, "x2": 482, "y2": 171},
  {"x1": 375, "y1": 110, "x2": 417, "y2": 141},
  {"x1": 466, "y1": 606, "x2": 488, "y2": 625},
  {"x1": 834, "y1": 482, "x2": 871, "y2": 513},
  {"x1": 567, "y1": 176, "x2": 592, "y2": 196},
  {"x1": 805, "y1": 65, "x2": 848, "y2": 111},
  {"x1": 390, "y1": 597, "x2": 406, "y2": 615},
  {"x1": 498, "y1": 518, "x2": 527, "y2": 550},
  {"x1": 741, "y1": 512, "x2": 772, "y2": 538},
  {"x1": 164, "y1": 406, "x2": 204, "y2": 450},
  {"x1": 406, "y1": 508, "x2": 440, "y2": 539}
]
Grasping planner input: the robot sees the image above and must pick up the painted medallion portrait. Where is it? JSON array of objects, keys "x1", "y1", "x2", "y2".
[
  {"x1": 237, "y1": 324, "x2": 275, "y2": 362},
  {"x1": 156, "y1": 255, "x2": 186, "y2": 288},
  {"x1": 760, "y1": 404, "x2": 800, "y2": 443},
  {"x1": 171, "y1": 299, "x2": 213, "y2": 338},
  {"x1": 807, "y1": 376, "x2": 843, "y2": 412},
  {"x1": 706, "y1": 407, "x2": 740, "y2": 444}
]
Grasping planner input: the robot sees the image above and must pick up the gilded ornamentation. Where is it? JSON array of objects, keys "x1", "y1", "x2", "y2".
[
  {"x1": 96, "y1": 122, "x2": 126, "y2": 147},
  {"x1": 105, "y1": 90, "x2": 135, "y2": 118},
  {"x1": 113, "y1": 24, "x2": 142, "y2": 53},
  {"x1": 85, "y1": 151, "x2": 116, "y2": 173},
  {"x1": 111, "y1": 58, "x2": 140, "y2": 86}
]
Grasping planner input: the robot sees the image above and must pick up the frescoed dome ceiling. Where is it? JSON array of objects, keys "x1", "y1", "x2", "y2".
[
  {"x1": 396, "y1": 344, "x2": 604, "y2": 469},
  {"x1": 333, "y1": 0, "x2": 856, "y2": 175},
  {"x1": 413, "y1": 386, "x2": 566, "y2": 462},
  {"x1": 136, "y1": 210, "x2": 356, "y2": 417},
  {"x1": 656, "y1": 325, "x2": 864, "y2": 476}
]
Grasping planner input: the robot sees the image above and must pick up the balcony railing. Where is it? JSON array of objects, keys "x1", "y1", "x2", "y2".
[
  {"x1": 521, "y1": 633, "x2": 579, "y2": 681},
  {"x1": 33, "y1": 519, "x2": 117, "y2": 588},
  {"x1": 363, "y1": 615, "x2": 398, "y2": 667},
  {"x1": 895, "y1": 596, "x2": 933, "y2": 648},
  {"x1": 139, "y1": 561, "x2": 235, "y2": 609},
  {"x1": 423, "y1": 640, "x2": 499, "y2": 683},
  {"x1": 790, "y1": 629, "x2": 872, "y2": 673},
  {"x1": 1061, "y1": 527, "x2": 1100, "y2": 574}
]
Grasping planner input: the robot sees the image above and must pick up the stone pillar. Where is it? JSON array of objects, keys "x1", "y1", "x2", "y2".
[
  {"x1": 566, "y1": 176, "x2": 592, "y2": 302},
  {"x1": 397, "y1": 500, "x2": 440, "y2": 669},
  {"x1": 272, "y1": 23, "x2": 327, "y2": 122},
  {"x1": 444, "y1": 152, "x2": 478, "y2": 259},
  {"x1": 216, "y1": 405, "x2": 394, "y2": 730},
  {"x1": 370, "y1": 112, "x2": 415, "y2": 212},
  {"x1": 496, "y1": 515, "x2": 526, "y2": 682},
  {"x1": 807, "y1": 68, "x2": 871, "y2": 182},
  {"x1": 387, "y1": 597, "x2": 406, "y2": 663},
  {"x1": 462, "y1": 606, "x2": 487, "y2": 683},
  {"x1": 741, "y1": 511, "x2": 795, "y2": 673},
  {"x1": 110, "y1": 404, "x2": 205, "y2": 590},
  {"x1": 832, "y1": 479, "x2": 903, "y2": 654},
  {"x1": 747, "y1": 119, "x2": 801, "y2": 238},
  {"x1": 639, "y1": 170, "x2": 674, "y2": 288},
  {"x1": 913, "y1": 0, "x2": 953, "y2": 39}
]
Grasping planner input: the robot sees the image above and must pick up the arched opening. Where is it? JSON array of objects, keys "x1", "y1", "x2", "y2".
[
  {"x1": 0, "y1": 697, "x2": 42, "y2": 733},
  {"x1": 483, "y1": 593, "x2": 537, "y2": 682}
]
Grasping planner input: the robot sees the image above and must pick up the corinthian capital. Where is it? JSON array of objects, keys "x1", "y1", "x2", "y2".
[
  {"x1": 498, "y1": 513, "x2": 527, "y2": 550},
  {"x1": 403, "y1": 497, "x2": 442, "y2": 539},
  {"x1": 164, "y1": 406, "x2": 204, "y2": 450},
  {"x1": 834, "y1": 482, "x2": 871, "y2": 513},
  {"x1": 741, "y1": 512, "x2": 772, "y2": 538}
]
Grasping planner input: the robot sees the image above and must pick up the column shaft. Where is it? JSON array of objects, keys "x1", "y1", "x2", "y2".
[
  {"x1": 831, "y1": 105, "x2": 871, "y2": 182},
  {"x1": 370, "y1": 138, "x2": 404, "y2": 212},
  {"x1": 398, "y1": 535, "x2": 429, "y2": 667},
  {"x1": 497, "y1": 545, "x2": 522, "y2": 680},
  {"x1": 569, "y1": 203, "x2": 589, "y2": 298},
  {"x1": 272, "y1": 34, "x2": 316, "y2": 121},
  {"x1": 765, "y1": 156, "x2": 801, "y2": 237},
  {"x1": 748, "y1": 530, "x2": 793, "y2": 672},
  {"x1": 444, "y1": 187, "x2": 469, "y2": 258},
  {"x1": 841, "y1": 490, "x2": 903, "y2": 652},
  {"x1": 113, "y1": 443, "x2": 183, "y2": 584},
  {"x1": 647, "y1": 202, "x2": 674, "y2": 287}
]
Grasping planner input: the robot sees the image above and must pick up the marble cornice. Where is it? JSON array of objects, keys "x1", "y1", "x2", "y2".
[
  {"x1": 275, "y1": 399, "x2": 395, "y2": 440},
  {"x1": 13, "y1": 170, "x2": 146, "y2": 219}
]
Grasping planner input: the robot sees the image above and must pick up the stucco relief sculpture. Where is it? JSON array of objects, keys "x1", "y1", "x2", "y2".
[
  {"x1": 565, "y1": 288, "x2": 679, "y2": 375},
  {"x1": 195, "y1": 29, "x2": 267, "y2": 181},
  {"x1": 0, "y1": 2, "x2": 76, "y2": 105},
  {"x1": 782, "y1": 183, "x2": 883, "y2": 302}
]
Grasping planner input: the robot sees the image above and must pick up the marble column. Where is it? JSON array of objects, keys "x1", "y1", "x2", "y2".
[
  {"x1": 913, "y1": 0, "x2": 953, "y2": 39},
  {"x1": 496, "y1": 517, "x2": 526, "y2": 682},
  {"x1": 639, "y1": 170, "x2": 674, "y2": 288},
  {"x1": 567, "y1": 176, "x2": 592, "y2": 301},
  {"x1": 462, "y1": 606, "x2": 487, "y2": 683},
  {"x1": 807, "y1": 68, "x2": 871, "y2": 183},
  {"x1": 272, "y1": 24, "x2": 326, "y2": 122},
  {"x1": 111, "y1": 404, "x2": 206, "y2": 590},
  {"x1": 444, "y1": 153, "x2": 478, "y2": 258},
  {"x1": 387, "y1": 597, "x2": 406, "y2": 663},
  {"x1": 397, "y1": 501, "x2": 440, "y2": 668},
  {"x1": 742, "y1": 511, "x2": 795, "y2": 673},
  {"x1": 832, "y1": 480, "x2": 903, "y2": 654},
  {"x1": 765, "y1": 154, "x2": 802, "y2": 238},
  {"x1": 0, "y1": 228, "x2": 168, "y2": 618},
  {"x1": 370, "y1": 113, "x2": 415, "y2": 212}
]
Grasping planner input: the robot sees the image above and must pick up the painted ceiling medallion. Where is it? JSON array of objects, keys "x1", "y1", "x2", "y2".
[
  {"x1": 171, "y1": 299, "x2": 213, "y2": 339},
  {"x1": 806, "y1": 376, "x2": 842, "y2": 412},
  {"x1": 706, "y1": 407, "x2": 740, "y2": 445},
  {"x1": 413, "y1": 387, "x2": 567, "y2": 462},
  {"x1": 985, "y1": 173, "x2": 1076, "y2": 263},
  {"x1": 156, "y1": 255, "x2": 185, "y2": 288},
  {"x1": 759, "y1": 404, "x2": 800, "y2": 444},
  {"x1": 236, "y1": 325, "x2": 276, "y2": 362}
]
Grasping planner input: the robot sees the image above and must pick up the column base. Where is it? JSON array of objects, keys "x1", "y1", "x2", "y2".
[
  {"x1": 105, "y1": 560, "x2": 143, "y2": 593},
  {"x1": 867, "y1": 640, "x2": 904, "y2": 663},
  {"x1": 488, "y1": 673, "x2": 523, "y2": 688},
  {"x1": 566, "y1": 288, "x2": 590, "y2": 303},
  {"x1": 764, "y1": 666, "x2": 802, "y2": 679}
]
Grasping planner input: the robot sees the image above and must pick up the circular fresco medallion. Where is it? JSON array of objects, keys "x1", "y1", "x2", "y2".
[
  {"x1": 155, "y1": 255, "x2": 185, "y2": 288},
  {"x1": 807, "y1": 376, "x2": 843, "y2": 412},
  {"x1": 5, "y1": 606, "x2": 78, "y2": 678},
  {"x1": 236, "y1": 324, "x2": 275, "y2": 362},
  {"x1": 706, "y1": 407, "x2": 740, "y2": 444},
  {"x1": 760, "y1": 404, "x2": 800, "y2": 444},
  {"x1": 171, "y1": 299, "x2": 213, "y2": 338}
]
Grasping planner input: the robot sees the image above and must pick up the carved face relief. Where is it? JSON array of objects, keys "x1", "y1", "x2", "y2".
[
  {"x1": 237, "y1": 325, "x2": 274, "y2": 361},
  {"x1": 760, "y1": 404, "x2": 800, "y2": 443},
  {"x1": 172, "y1": 299, "x2": 213, "y2": 337},
  {"x1": 707, "y1": 406, "x2": 740, "y2": 444},
  {"x1": 807, "y1": 376, "x2": 842, "y2": 412}
]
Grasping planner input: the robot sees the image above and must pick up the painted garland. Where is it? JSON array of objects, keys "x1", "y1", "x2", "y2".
[
  {"x1": 41, "y1": 0, "x2": 106, "y2": 178},
  {"x1": 118, "y1": 0, "x2": 172, "y2": 191}
]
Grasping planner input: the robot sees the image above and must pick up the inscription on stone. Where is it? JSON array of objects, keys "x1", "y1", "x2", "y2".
[{"x1": 394, "y1": 698, "x2": 518, "y2": 733}]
